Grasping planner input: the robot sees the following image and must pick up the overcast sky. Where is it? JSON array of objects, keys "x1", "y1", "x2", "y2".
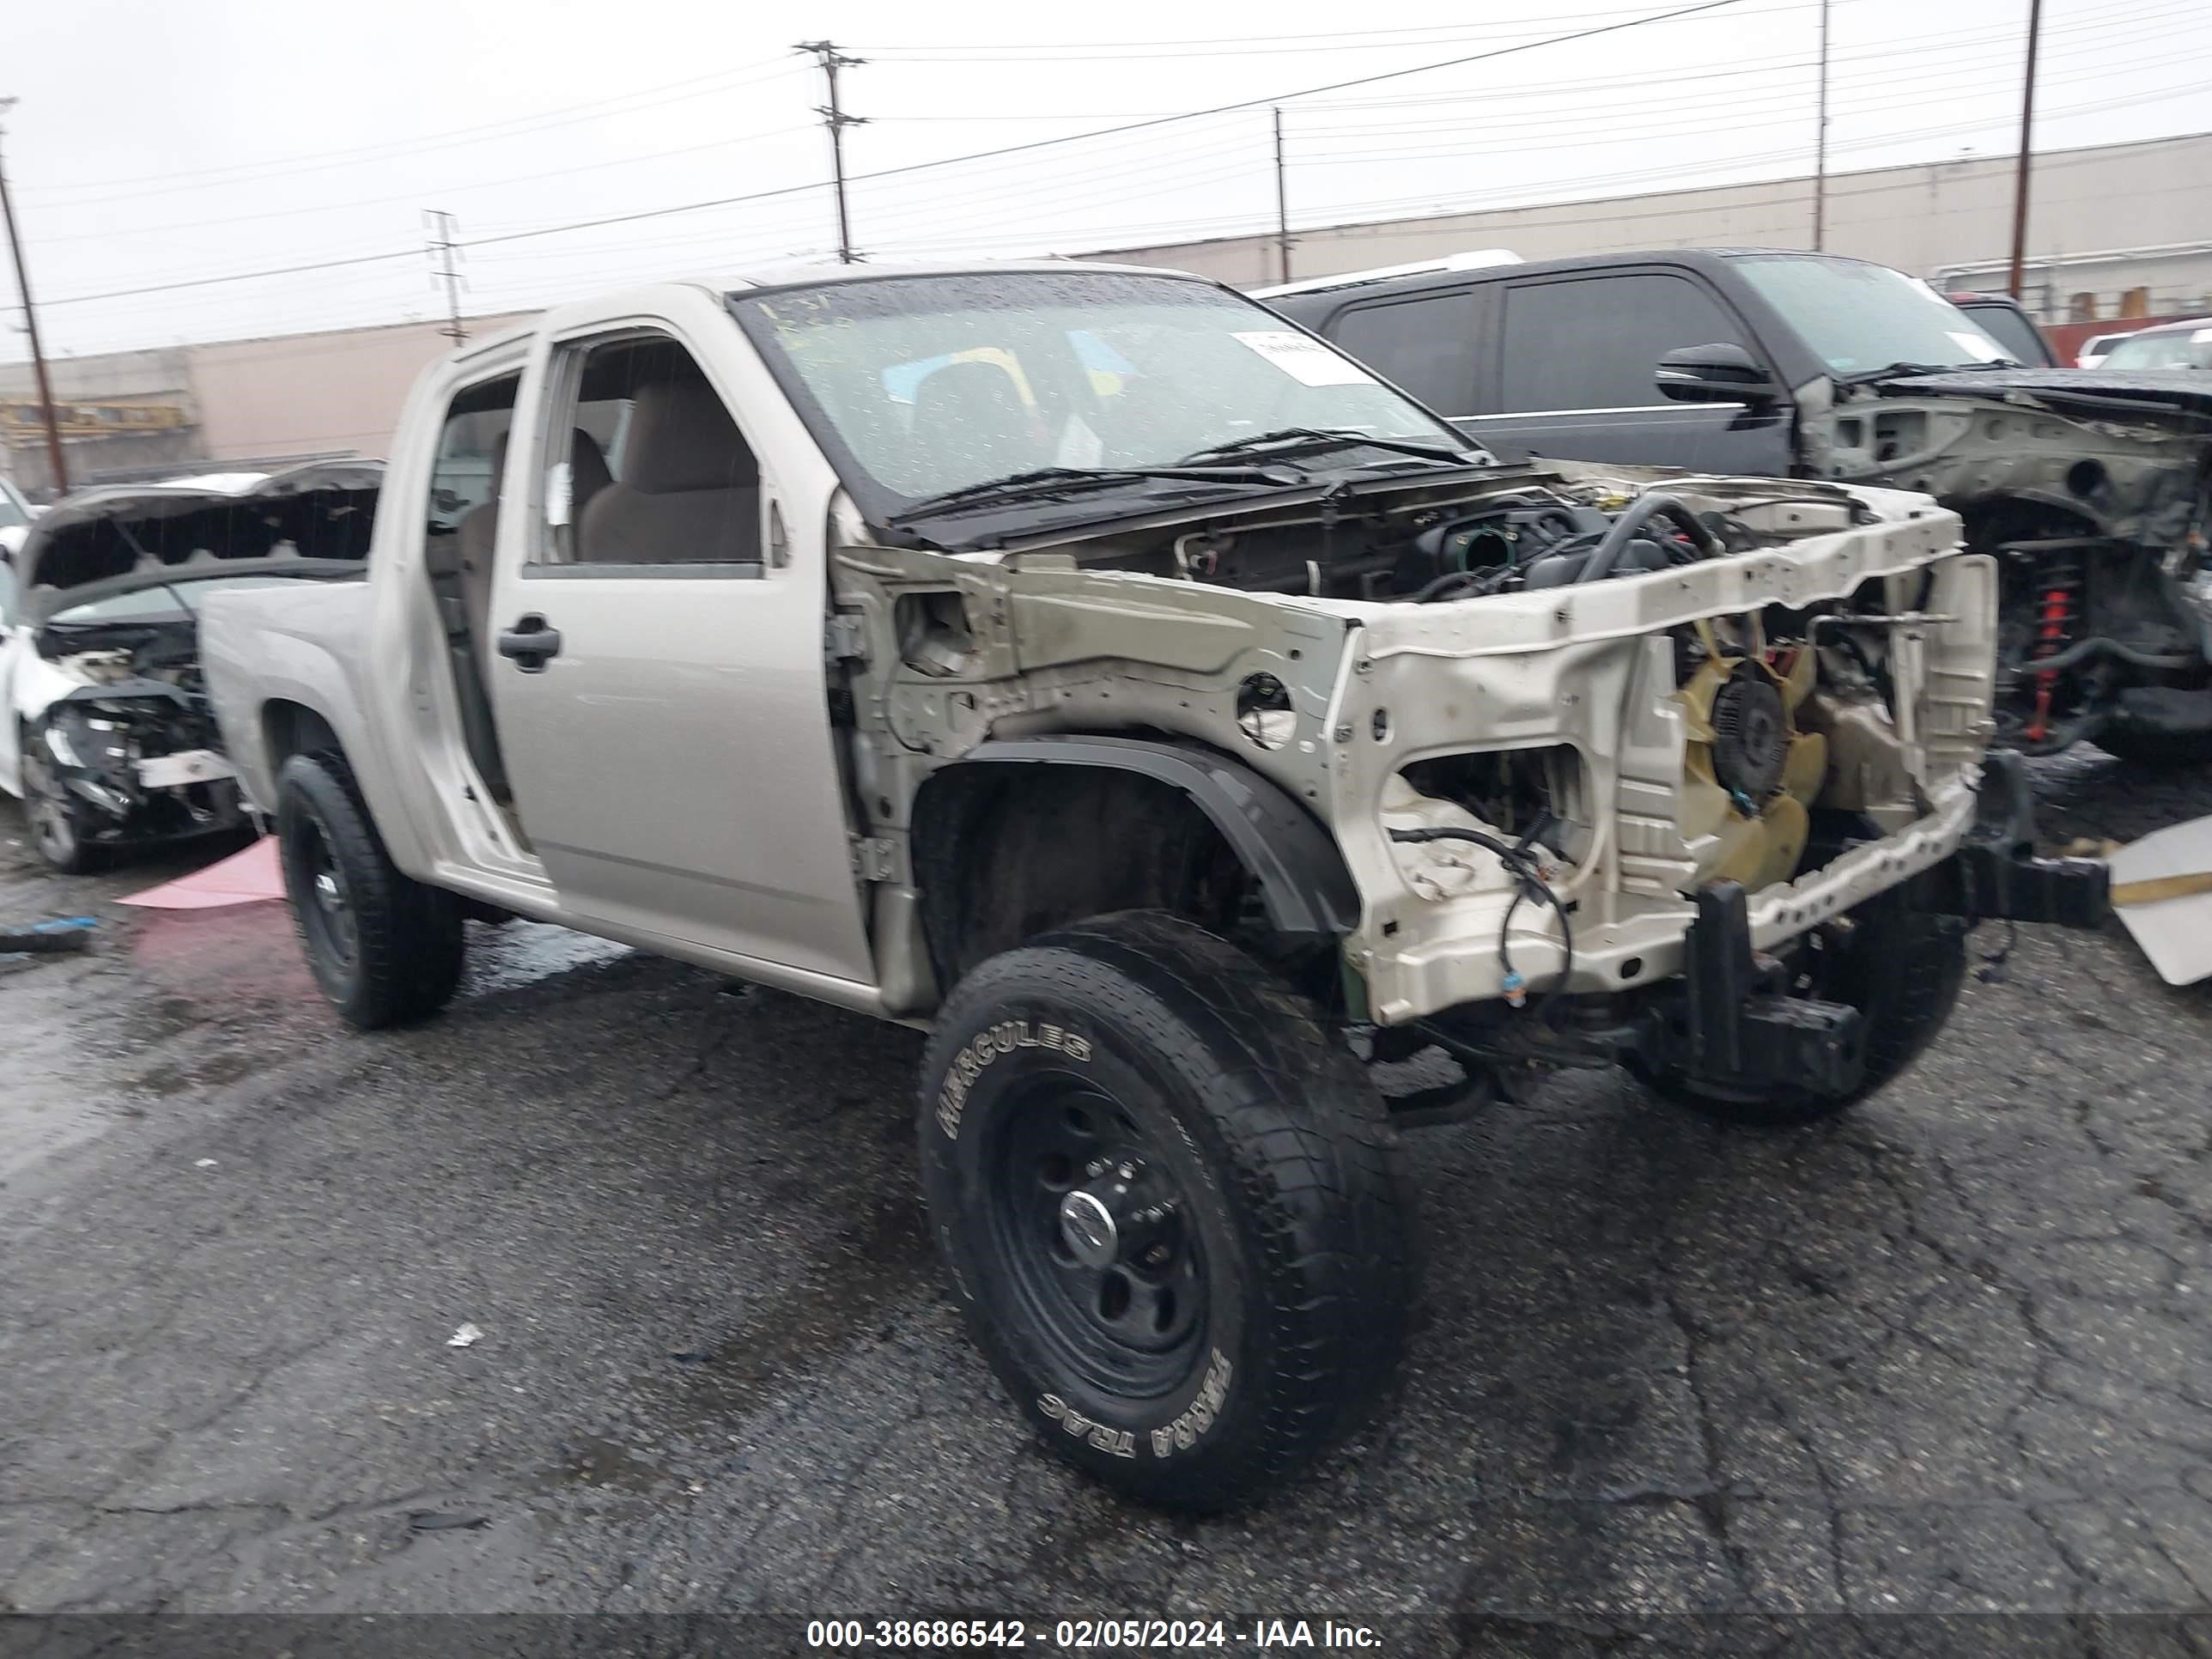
[{"x1": 4, "y1": 0, "x2": 2209, "y2": 359}]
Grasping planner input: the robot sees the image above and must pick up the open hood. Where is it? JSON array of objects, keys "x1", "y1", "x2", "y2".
[
  {"x1": 15, "y1": 460, "x2": 383, "y2": 625},
  {"x1": 1875, "y1": 367, "x2": 2212, "y2": 422}
]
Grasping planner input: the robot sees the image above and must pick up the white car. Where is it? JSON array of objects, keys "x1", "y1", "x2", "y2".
[
  {"x1": 0, "y1": 476, "x2": 36, "y2": 559},
  {"x1": 0, "y1": 462, "x2": 379, "y2": 871}
]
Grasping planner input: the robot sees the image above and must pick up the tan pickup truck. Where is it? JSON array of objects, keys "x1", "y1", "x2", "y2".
[{"x1": 198, "y1": 261, "x2": 2103, "y2": 1510}]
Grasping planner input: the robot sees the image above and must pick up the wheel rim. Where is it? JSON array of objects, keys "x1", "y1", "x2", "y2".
[
  {"x1": 984, "y1": 1076, "x2": 1208, "y2": 1400},
  {"x1": 290, "y1": 806, "x2": 358, "y2": 970},
  {"x1": 20, "y1": 744, "x2": 79, "y2": 866}
]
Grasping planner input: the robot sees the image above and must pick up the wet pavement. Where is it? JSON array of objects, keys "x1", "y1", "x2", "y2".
[{"x1": 2, "y1": 749, "x2": 2210, "y2": 1655}]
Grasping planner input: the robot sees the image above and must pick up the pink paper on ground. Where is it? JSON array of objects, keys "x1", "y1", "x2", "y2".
[{"x1": 119, "y1": 836, "x2": 284, "y2": 909}]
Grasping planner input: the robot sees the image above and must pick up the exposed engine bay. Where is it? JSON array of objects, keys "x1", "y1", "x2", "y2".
[
  {"x1": 835, "y1": 460, "x2": 1992, "y2": 1035},
  {"x1": 32, "y1": 617, "x2": 241, "y2": 849},
  {"x1": 1820, "y1": 369, "x2": 2212, "y2": 754},
  {"x1": 3, "y1": 462, "x2": 380, "y2": 866}
]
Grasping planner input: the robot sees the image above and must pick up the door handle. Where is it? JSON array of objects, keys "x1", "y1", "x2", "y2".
[{"x1": 496, "y1": 615, "x2": 562, "y2": 672}]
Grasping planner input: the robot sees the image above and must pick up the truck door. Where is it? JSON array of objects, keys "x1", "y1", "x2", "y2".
[
  {"x1": 483, "y1": 314, "x2": 874, "y2": 988},
  {"x1": 1458, "y1": 270, "x2": 1793, "y2": 475}
]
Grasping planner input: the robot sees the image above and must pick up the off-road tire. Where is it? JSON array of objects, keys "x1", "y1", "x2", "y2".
[
  {"x1": 917, "y1": 909, "x2": 1417, "y2": 1512},
  {"x1": 1636, "y1": 881, "x2": 1967, "y2": 1127},
  {"x1": 276, "y1": 751, "x2": 465, "y2": 1029}
]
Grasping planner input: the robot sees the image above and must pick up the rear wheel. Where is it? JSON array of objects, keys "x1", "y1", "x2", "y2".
[
  {"x1": 1635, "y1": 880, "x2": 1967, "y2": 1127},
  {"x1": 276, "y1": 751, "x2": 465, "y2": 1028},
  {"x1": 918, "y1": 910, "x2": 1416, "y2": 1512}
]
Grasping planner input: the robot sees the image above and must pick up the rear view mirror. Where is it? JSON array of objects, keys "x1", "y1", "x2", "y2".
[{"x1": 1655, "y1": 342, "x2": 1782, "y2": 408}]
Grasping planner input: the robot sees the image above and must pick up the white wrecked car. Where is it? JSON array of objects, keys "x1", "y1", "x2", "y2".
[{"x1": 0, "y1": 462, "x2": 379, "y2": 870}]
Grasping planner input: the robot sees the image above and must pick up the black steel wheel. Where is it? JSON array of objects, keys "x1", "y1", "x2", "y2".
[
  {"x1": 918, "y1": 910, "x2": 1416, "y2": 1512},
  {"x1": 987, "y1": 1078, "x2": 1209, "y2": 1401},
  {"x1": 276, "y1": 751, "x2": 465, "y2": 1029}
]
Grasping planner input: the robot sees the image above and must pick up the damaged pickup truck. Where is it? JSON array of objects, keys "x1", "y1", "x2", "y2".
[
  {"x1": 197, "y1": 264, "x2": 2102, "y2": 1510},
  {"x1": 0, "y1": 464, "x2": 380, "y2": 871},
  {"x1": 1268, "y1": 248, "x2": 2212, "y2": 760}
]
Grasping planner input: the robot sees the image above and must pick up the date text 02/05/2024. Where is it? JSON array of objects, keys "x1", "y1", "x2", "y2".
[{"x1": 803, "y1": 1617, "x2": 1386, "y2": 1650}]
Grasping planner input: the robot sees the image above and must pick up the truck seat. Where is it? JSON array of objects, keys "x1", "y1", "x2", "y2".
[
  {"x1": 457, "y1": 429, "x2": 612, "y2": 658},
  {"x1": 580, "y1": 374, "x2": 759, "y2": 564}
]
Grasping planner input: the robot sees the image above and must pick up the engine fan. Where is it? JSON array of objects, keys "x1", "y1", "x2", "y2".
[{"x1": 1676, "y1": 634, "x2": 1828, "y2": 891}]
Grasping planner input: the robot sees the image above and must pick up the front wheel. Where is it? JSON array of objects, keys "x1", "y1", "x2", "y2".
[
  {"x1": 276, "y1": 751, "x2": 465, "y2": 1029},
  {"x1": 1635, "y1": 879, "x2": 1967, "y2": 1127},
  {"x1": 918, "y1": 911, "x2": 1416, "y2": 1512},
  {"x1": 19, "y1": 725, "x2": 102, "y2": 875}
]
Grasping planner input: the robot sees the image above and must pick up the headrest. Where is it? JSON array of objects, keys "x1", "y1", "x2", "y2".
[
  {"x1": 568, "y1": 427, "x2": 613, "y2": 504},
  {"x1": 623, "y1": 372, "x2": 755, "y2": 495}
]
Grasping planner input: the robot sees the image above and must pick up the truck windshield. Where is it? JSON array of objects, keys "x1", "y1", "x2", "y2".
[
  {"x1": 1727, "y1": 253, "x2": 2016, "y2": 378},
  {"x1": 730, "y1": 270, "x2": 1468, "y2": 523}
]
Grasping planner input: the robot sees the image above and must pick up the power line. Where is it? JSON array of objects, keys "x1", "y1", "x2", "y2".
[
  {"x1": 44, "y1": 249, "x2": 418, "y2": 308},
  {"x1": 458, "y1": 0, "x2": 1757, "y2": 253},
  {"x1": 21, "y1": 57, "x2": 805, "y2": 205},
  {"x1": 852, "y1": 1, "x2": 1802, "y2": 58}
]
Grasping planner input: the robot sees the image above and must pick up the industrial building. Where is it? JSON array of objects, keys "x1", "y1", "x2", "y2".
[
  {"x1": 3, "y1": 130, "x2": 2208, "y2": 497},
  {"x1": 1087, "y1": 130, "x2": 2212, "y2": 318}
]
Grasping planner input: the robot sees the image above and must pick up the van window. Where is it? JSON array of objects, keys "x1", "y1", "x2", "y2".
[
  {"x1": 1499, "y1": 274, "x2": 1749, "y2": 412},
  {"x1": 1328, "y1": 291, "x2": 1480, "y2": 414}
]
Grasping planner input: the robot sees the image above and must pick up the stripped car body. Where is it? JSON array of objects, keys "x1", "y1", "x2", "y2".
[
  {"x1": 0, "y1": 462, "x2": 379, "y2": 868},
  {"x1": 833, "y1": 464, "x2": 1996, "y2": 1037},
  {"x1": 1270, "y1": 249, "x2": 2212, "y2": 757},
  {"x1": 1832, "y1": 368, "x2": 2212, "y2": 753}
]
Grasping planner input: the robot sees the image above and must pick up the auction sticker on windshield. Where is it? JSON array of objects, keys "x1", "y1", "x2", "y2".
[{"x1": 1231, "y1": 330, "x2": 1377, "y2": 386}]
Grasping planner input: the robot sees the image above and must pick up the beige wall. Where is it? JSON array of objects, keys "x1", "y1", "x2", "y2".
[
  {"x1": 184, "y1": 312, "x2": 536, "y2": 462},
  {"x1": 1090, "y1": 131, "x2": 2212, "y2": 320}
]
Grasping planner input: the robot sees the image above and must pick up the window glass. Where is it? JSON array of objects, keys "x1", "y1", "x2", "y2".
[
  {"x1": 0, "y1": 555, "x2": 15, "y2": 625},
  {"x1": 1327, "y1": 291, "x2": 1480, "y2": 414},
  {"x1": 1499, "y1": 274, "x2": 1752, "y2": 411},
  {"x1": 2100, "y1": 327, "x2": 2212, "y2": 371},
  {"x1": 429, "y1": 375, "x2": 519, "y2": 535},
  {"x1": 0, "y1": 483, "x2": 29, "y2": 532},
  {"x1": 1726, "y1": 253, "x2": 2013, "y2": 376},
  {"x1": 558, "y1": 336, "x2": 761, "y2": 566},
  {"x1": 1962, "y1": 303, "x2": 2052, "y2": 367},
  {"x1": 732, "y1": 271, "x2": 1465, "y2": 524}
]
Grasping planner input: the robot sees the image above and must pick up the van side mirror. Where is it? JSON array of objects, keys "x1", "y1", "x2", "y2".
[{"x1": 1655, "y1": 342, "x2": 1782, "y2": 408}]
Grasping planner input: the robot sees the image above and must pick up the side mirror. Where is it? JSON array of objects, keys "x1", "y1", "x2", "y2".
[{"x1": 1655, "y1": 342, "x2": 1782, "y2": 408}]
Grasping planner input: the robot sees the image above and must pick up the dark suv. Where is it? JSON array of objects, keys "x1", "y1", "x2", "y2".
[{"x1": 1268, "y1": 248, "x2": 2212, "y2": 760}]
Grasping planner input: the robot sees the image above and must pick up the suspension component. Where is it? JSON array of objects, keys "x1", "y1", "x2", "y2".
[{"x1": 2024, "y1": 558, "x2": 2083, "y2": 744}]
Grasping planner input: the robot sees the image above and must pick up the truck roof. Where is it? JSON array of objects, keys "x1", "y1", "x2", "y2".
[
  {"x1": 447, "y1": 258, "x2": 1223, "y2": 360},
  {"x1": 1263, "y1": 246, "x2": 1890, "y2": 311}
]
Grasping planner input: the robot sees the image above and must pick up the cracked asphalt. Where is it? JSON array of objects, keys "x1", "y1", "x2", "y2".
[{"x1": 2, "y1": 748, "x2": 2210, "y2": 1657}]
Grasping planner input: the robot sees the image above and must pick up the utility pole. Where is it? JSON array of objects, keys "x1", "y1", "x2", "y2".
[
  {"x1": 2006, "y1": 0, "x2": 2045, "y2": 299},
  {"x1": 797, "y1": 41, "x2": 866, "y2": 264},
  {"x1": 424, "y1": 209, "x2": 467, "y2": 343},
  {"x1": 1811, "y1": 0, "x2": 1832, "y2": 251},
  {"x1": 0, "y1": 98, "x2": 69, "y2": 495},
  {"x1": 1272, "y1": 107, "x2": 1292, "y2": 285}
]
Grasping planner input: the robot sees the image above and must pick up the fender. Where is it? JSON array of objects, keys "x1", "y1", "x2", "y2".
[{"x1": 933, "y1": 735, "x2": 1360, "y2": 940}]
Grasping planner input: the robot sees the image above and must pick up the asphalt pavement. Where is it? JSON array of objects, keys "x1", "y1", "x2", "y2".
[{"x1": 2, "y1": 750, "x2": 2210, "y2": 1657}]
